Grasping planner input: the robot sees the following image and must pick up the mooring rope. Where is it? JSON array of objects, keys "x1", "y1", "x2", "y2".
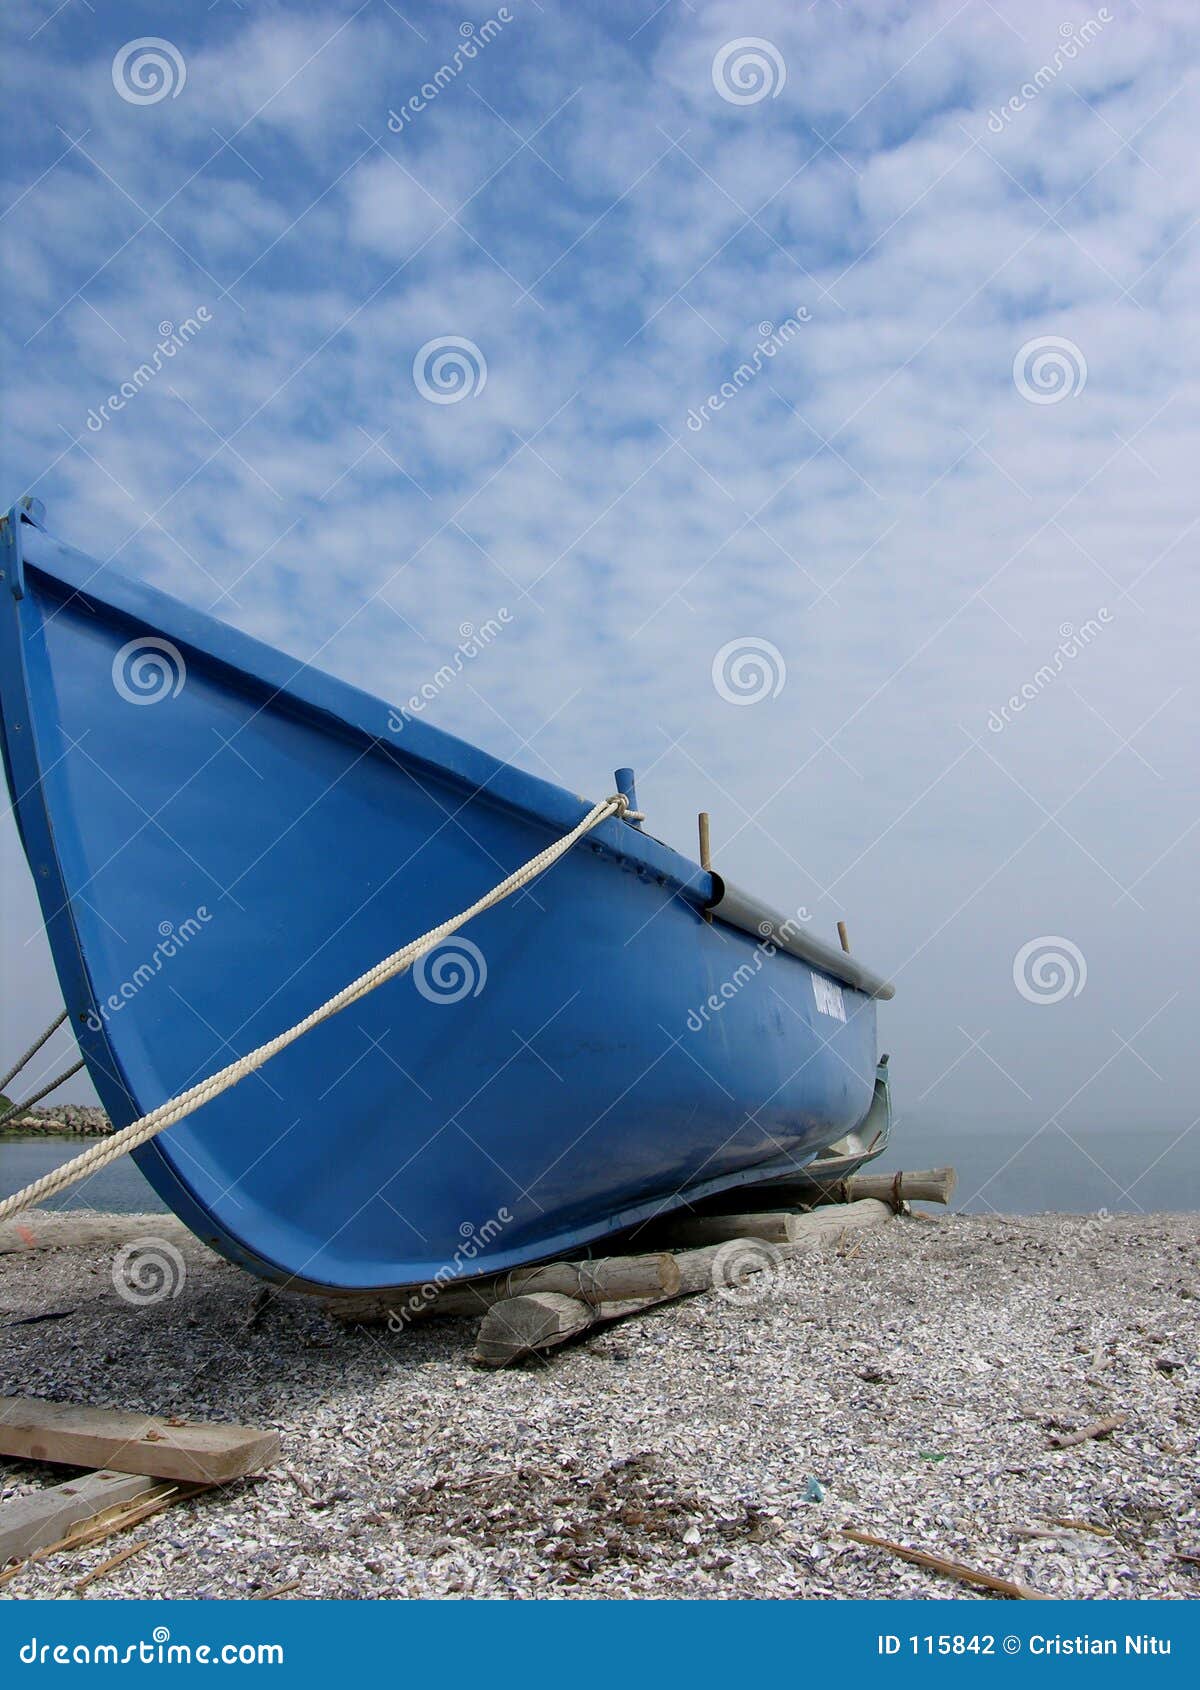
[
  {"x1": 0, "y1": 796, "x2": 632, "y2": 1223},
  {"x1": 0, "y1": 1058, "x2": 86, "y2": 1129},
  {"x1": 0, "y1": 1009, "x2": 68, "y2": 1095}
]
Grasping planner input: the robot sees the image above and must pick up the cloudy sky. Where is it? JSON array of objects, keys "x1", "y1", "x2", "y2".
[{"x1": 2, "y1": 0, "x2": 1196, "y2": 1207}]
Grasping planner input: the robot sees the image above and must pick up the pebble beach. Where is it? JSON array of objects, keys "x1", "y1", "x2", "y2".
[{"x1": 0, "y1": 1211, "x2": 1196, "y2": 1601}]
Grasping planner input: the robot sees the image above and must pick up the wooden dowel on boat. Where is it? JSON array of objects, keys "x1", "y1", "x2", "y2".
[
  {"x1": 837, "y1": 919, "x2": 851, "y2": 953},
  {"x1": 698, "y1": 811, "x2": 713, "y2": 921},
  {"x1": 714, "y1": 1167, "x2": 958, "y2": 1212}
]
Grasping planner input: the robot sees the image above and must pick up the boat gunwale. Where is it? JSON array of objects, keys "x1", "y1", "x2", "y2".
[{"x1": 8, "y1": 509, "x2": 895, "y2": 998}]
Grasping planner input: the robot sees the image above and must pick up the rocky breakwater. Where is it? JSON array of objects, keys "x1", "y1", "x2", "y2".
[{"x1": 0, "y1": 1103, "x2": 112, "y2": 1136}]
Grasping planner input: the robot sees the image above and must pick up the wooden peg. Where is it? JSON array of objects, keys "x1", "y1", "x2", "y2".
[{"x1": 837, "y1": 920, "x2": 851, "y2": 954}]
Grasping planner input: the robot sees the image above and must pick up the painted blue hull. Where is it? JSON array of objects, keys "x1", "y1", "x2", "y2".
[{"x1": 0, "y1": 505, "x2": 888, "y2": 1292}]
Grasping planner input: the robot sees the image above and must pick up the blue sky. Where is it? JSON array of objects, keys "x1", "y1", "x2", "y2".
[{"x1": 2, "y1": 0, "x2": 1198, "y2": 1206}]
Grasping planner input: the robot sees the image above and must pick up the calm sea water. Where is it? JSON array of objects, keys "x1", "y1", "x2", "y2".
[
  {"x1": 0, "y1": 1136, "x2": 162, "y2": 1213},
  {"x1": 2, "y1": 1125, "x2": 1197, "y2": 1217}
]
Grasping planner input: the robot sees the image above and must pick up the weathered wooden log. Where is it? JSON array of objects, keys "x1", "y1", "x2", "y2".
[
  {"x1": 0, "y1": 1211, "x2": 196, "y2": 1255},
  {"x1": 642, "y1": 1197, "x2": 895, "y2": 1251},
  {"x1": 643, "y1": 1212, "x2": 796, "y2": 1248},
  {"x1": 473, "y1": 1293, "x2": 594, "y2": 1364},
  {"x1": 326, "y1": 1251, "x2": 682, "y2": 1325},
  {"x1": 471, "y1": 1201, "x2": 896, "y2": 1365},
  {"x1": 724, "y1": 1167, "x2": 957, "y2": 1211}
]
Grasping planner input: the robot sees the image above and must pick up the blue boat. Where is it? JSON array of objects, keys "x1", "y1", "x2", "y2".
[{"x1": 0, "y1": 500, "x2": 894, "y2": 1292}]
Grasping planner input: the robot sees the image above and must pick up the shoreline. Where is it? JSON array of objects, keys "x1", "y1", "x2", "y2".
[{"x1": 0, "y1": 1210, "x2": 1196, "y2": 1599}]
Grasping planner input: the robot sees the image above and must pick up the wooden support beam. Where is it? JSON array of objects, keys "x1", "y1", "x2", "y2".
[
  {"x1": 473, "y1": 1293, "x2": 595, "y2": 1364},
  {"x1": 0, "y1": 1398, "x2": 279, "y2": 1485},
  {"x1": 0, "y1": 1470, "x2": 162, "y2": 1567},
  {"x1": 640, "y1": 1197, "x2": 895, "y2": 1250},
  {"x1": 472, "y1": 1200, "x2": 896, "y2": 1366},
  {"x1": 326, "y1": 1252, "x2": 681, "y2": 1325}
]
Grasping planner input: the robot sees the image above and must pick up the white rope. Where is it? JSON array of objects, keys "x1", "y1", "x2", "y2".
[{"x1": 0, "y1": 795, "x2": 630, "y2": 1222}]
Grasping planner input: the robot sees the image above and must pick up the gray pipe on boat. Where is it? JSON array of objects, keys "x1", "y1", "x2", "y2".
[{"x1": 704, "y1": 874, "x2": 895, "y2": 1001}]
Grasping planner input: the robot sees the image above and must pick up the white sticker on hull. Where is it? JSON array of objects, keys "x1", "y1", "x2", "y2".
[{"x1": 812, "y1": 974, "x2": 846, "y2": 1022}]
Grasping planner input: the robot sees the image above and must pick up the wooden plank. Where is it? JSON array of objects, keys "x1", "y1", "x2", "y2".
[
  {"x1": 0, "y1": 1398, "x2": 279, "y2": 1484},
  {"x1": 0, "y1": 1469, "x2": 161, "y2": 1566}
]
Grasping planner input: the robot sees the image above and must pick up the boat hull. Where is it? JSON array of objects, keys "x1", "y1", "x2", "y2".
[{"x1": 0, "y1": 509, "x2": 884, "y2": 1291}]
